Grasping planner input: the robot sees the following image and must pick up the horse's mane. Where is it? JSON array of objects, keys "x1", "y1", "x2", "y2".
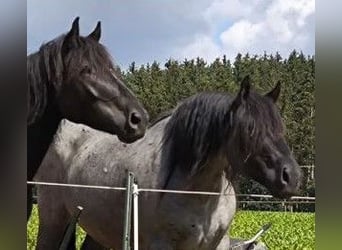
[
  {"x1": 162, "y1": 90, "x2": 284, "y2": 178},
  {"x1": 27, "y1": 37, "x2": 63, "y2": 125},
  {"x1": 162, "y1": 92, "x2": 234, "y2": 176},
  {"x1": 27, "y1": 34, "x2": 118, "y2": 125}
]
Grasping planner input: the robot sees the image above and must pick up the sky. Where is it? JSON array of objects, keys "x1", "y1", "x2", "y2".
[{"x1": 27, "y1": 0, "x2": 315, "y2": 69}]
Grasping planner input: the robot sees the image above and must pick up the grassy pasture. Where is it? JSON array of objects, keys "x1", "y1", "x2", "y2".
[{"x1": 27, "y1": 206, "x2": 314, "y2": 249}]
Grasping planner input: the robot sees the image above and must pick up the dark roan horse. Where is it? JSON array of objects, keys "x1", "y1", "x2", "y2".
[
  {"x1": 27, "y1": 17, "x2": 148, "y2": 220},
  {"x1": 36, "y1": 76, "x2": 302, "y2": 249}
]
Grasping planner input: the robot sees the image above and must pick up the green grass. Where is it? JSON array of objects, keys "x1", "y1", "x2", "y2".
[
  {"x1": 27, "y1": 206, "x2": 315, "y2": 249},
  {"x1": 229, "y1": 210, "x2": 315, "y2": 249}
]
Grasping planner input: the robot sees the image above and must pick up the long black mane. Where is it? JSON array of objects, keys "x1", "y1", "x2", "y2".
[
  {"x1": 162, "y1": 90, "x2": 284, "y2": 177},
  {"x1": 27, "y1": 34, "x2": 115, "y2": 125},
  {"x1": 163, "y1": 92, "x2": 233, "y2": 175},
  {"x1": 27, "y1": 38, "x2": 61, "y2": 125}
]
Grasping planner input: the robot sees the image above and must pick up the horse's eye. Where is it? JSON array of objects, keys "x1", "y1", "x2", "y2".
[
  {"x1": 81, "y1": 66, "x2": 92, "y2": 75},
  {"x1": 263, "y1": 155, "x2": 273, "y2": 166}
]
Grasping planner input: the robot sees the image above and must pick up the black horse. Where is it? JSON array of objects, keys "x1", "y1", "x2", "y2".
[{"x1": 27, "y1": 17, "x2": 148, "y2": 220}]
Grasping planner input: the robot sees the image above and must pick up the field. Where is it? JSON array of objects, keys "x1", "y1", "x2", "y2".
[
  {"x1": 27, "y1": 206, "x2": 315, "y2": 249},
  {"x1": 229, "y1": 210, "x2": 315, "y2": 249}
]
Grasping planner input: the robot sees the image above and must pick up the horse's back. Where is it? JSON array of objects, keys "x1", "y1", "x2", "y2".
[
  {"x1": 62, "y1": 117, "x2": 169, "y2": 190},
  {"x1": 36, "y1": 119, "x2": 107, "y2": 181}
]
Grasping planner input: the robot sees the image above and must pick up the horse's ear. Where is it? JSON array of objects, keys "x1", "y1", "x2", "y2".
[
  {"x1": 67, "y1": 17, "x2": 80, "y2": 38},
  {"x1": 230, "y1": 75, "x2": 251, "y2": 112},
  {"x1": 88, "y1": 21, "x2": 101, "y2": 41},
  {"x1": 266, "y1": 81, "x2": 281, "y2": 102},
  {"x1": 62, "y1": 17, "x2": 80, "y2": 56}
]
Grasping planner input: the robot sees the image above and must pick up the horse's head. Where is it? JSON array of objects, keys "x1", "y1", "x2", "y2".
[
  {"x1": 57, "y1": 17, "x2": 148, "y2": 143},
  {"x1": 228, "y1": 76, "x2": 302, "y2": 198}
]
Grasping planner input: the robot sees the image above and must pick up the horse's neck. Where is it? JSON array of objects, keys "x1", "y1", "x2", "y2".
[
  {"x1": 27, "y1": 52, "x2": 61, "y2": 180},
  {"x1": 190, "y1": 155, "x2": 229, "y2": 192},
  {"x1": 166, "y1": 154, "x2": 229, "y2": 193}
]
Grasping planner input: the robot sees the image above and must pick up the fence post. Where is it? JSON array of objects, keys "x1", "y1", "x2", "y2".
[
  {"x1": 122, "y1": 172, "x2": 135, "y2": 250},
  {"x1": 133, "y1": 182, "x2": 139, "y2": 250}
]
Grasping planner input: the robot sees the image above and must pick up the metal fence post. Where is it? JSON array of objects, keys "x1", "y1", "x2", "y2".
[
  {"x1": 133, "y1": 182, "x2": 139, "y2": 250},
  {"x1": 122, "y1": 172, "x2": 135, "y2": 250}
]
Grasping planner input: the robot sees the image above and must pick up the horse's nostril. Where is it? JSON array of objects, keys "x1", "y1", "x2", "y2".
[
  {"x1": 282, "y1": 167, "x2": 290, "y2": 185},
  {"x1": 130, "y1": 112, "x2": 142, "y2": 126}
]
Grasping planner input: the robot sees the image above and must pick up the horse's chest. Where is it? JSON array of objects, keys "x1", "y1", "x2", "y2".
[
  {"x1": 150, "y1": 194, "x2": 235, "y2": 250},
  {"x1": 195, "y1": 196, "x2": 235, "y2": 249}
]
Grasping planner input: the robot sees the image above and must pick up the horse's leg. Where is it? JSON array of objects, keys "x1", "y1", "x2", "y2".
[
  {"x1": 80, "y1": 234, "x2": 109, "y2": 250},
  {"x1": 36, "y1": 189, "x2": 70, "y2": 250},
  {"x1": 216, "y1": 234, "x2": 230, "y2": 250},
  {"x1": 27, "y1": 185, "x2": 33, "y2": 221}
]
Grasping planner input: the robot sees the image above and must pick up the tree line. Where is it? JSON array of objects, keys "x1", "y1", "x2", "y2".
[{"x1": 120, "y1": 50, "x2": 315, "y2": 212}]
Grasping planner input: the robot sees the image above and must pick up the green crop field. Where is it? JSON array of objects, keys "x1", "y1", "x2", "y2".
[
  {"x1": 27, "y1": 206, "x2": 315, "y2": 249},
  {"x1": 229, "y1": 210, "x2": 315, "y2": 249}
]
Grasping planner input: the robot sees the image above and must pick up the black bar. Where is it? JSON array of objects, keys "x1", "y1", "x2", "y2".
[{"x1": 59, "y1": 206, "x2": 83, "y2": 250}]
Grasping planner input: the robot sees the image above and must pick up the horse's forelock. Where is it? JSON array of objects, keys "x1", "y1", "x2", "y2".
[
  {"x1": 65, "y1": 35, "x2": 119, "y2": 75},
  {"x1": 232, "y1": 91, "x2": 284, "y2": 157}
]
